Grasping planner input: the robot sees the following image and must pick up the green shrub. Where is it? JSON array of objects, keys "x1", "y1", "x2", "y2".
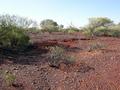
[
  {"x1": 109, "y1": 25, "x2": 120, "y2": 37},
  {"x1": 67, "y1": 29, "x2": 79, "y2": 34},
  {"x1": 94, "y1": 26, "x2": 110, "y2": 36},
  {"x1": 3, "y1": 71, "x2": 16, "y2": 86},
  {"x1": 94, "y1": 26, "x2": 120, "y2": 37},
  {"x1": 50, "y1": 46, "x2": 64, "y2": 60},
  {"x1": 82, "y1": 17, "x2": 114, "y2": 38},
  {"x1": 0, "y1": 22, "x2": 30, "y2": 51},
  {"x1": 40, "y1": 26, "x2": 59, "y2": 33},
  {"x1": 26, "y1": 27, "x2": 42, "y2": 35},
  {"x1": 82, "y1": 28, "x2": 95, "y2": 38},
  {"x1": 0, "y1": 70, "x2": 16, "y2": 86},
  {"x1": 49, "y1": 46, "x2": 76, "y2": 68},
  {"x1": 65, "y1": 26, "x2": 79, "y2": 34},
  {"x1": 87, "y1": 42, "x2": 105, "y2": 52},
  {"x1": 0, "y1": 14, "x2": 31, "y2": 52},
  {"x1": 64, "y1": 55, "x2": 76, "y2": 64},
  {"x1": 40, "y1": 19, "x2": 59, "y2": 33},
  {"x1": 84, "y1": 26, "x2": 120, "y2": 38},
  {"x1": 109, "y1": 29, "x2": 120, "y2": 37}
]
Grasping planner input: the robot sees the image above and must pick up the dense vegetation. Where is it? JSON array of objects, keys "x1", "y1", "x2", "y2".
[
  {"x1": 82, "y1": 17, "x2": 120, "y2": 37},
  {"x1": 0, "y1": 14, "x2": 33, "y2": 52}
]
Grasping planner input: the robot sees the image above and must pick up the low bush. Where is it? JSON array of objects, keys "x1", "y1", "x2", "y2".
[
  {"x1": 82, "y1": 28, "x2": 94, "y2": 38},
  {"x1": 94, "y1": 26, "x2": 110, "y2": 36},
  {"x1": 109, "y1": 29, "x2": 120, "y2": 37},
  {"x1": 83, "y1": 26, "x2": 120, "y2": 38},
  {"x1": 0, "y1": 22, "x2": 30, "y2": 52},
  {"x1": 94, "y1": 26, "x2": 120, "y2": 37},
  {"x1": 64, "y1": 26, "x2": 79, "y2": 34},
  {"x1": 87, "y1": 42, "x2": 105, "y2": 52},
  {"x1": 49, "y1": 46, "x2": 76, "y2": 68},
  {"x1": 0, "y1": 70, "x2": 16, "y2": 86},
  {"x1": 40, "y1": 26, "x2": 59, "y2": 33}
]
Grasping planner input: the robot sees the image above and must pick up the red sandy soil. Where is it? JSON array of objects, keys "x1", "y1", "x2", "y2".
[{"x1": 0, "y1": 32, "x2": 120, "y2": 90}]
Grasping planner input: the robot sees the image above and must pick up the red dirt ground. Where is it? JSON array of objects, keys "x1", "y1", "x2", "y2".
[{"x1": 0, "y1": 32, "x2": 120, "y2": 90}]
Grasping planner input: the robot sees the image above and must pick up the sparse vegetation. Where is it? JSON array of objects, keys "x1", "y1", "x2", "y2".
[
  {"x1": 94, "y1": 26, "x2": 120, "y2": 37},
  {"x1": 64, "y1": 25, "x2": 79, "y2": 34},
  {"x1": 87, "y1": 42, "x2": 105, "y2": 52},
  {"x1": 49, "y1": 46, "x2": 76, "y2": 68},
  {"x1": 2, "y1": 70, "x2": 16, "y2": 86},
  {"x1": 5, "y1": 73, "x2": 16, "y2": 86},
  {"x1": 0, "y1": 13, "x2": 120, "y2": 90}
]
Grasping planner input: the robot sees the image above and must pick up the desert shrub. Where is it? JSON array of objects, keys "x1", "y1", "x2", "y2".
[
  {"x1": 49, "y1": 46, "x2": 76, "y2": 68},
  {"x1": 83, "y1": 26, "x2": 120, "y2": 38},
  {"x1": 67, "y1": 29, "x2": 79, "y2": 34},
  {"x1": 82, "y1": 26, "x2": 96, "y2": 38},
  {"x1": 1, "y1": 70, "x2": 16, "y2": 86},
  {"x1": 59, "y1": 29, "x2": 68, "y2": 33},
  {"x1": 109, "y1": 29, "x2": 120, "y2": 37},
  {"x1": 64, "y1": 55, "x2": 76, "y2": 64},
  {"x1": 50, "y1": 46, "x2": 64, "y2": 60},
  {"x1": 26, "y1": 27, "x2": 42, "y2": 35},
  {"x1": 108, "y1": 26, "x2": 120, "y2": 37},
  {"x1": 82, "y1": 29, "x2": 93, "y2": 38},
  {"x1": 0, "y1": 21, "x2": 30, "y2": 51},
  {"x1": 87, "y1": 42, "x2": 105, "y2": 52},
  {"x1": 5, "y1": 73, "x2": 16, "y2": 86},
  {"x1": 93, "y1": 26, "x2": 120, "y2": 37},
  {"x1": 40, "y1": 26, "x2": 59, "y2": 33},
  {"x1": 82, "y1": 17, "x2": 113, "y2": 38},
  {"x1": 64, "y1": 26, "x2": 79, "y2": 34},
  {"x1": 94, "y1": 26, "x2": 110, "y2": 36}
]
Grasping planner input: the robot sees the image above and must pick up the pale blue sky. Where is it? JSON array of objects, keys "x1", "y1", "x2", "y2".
[{"x1": 0, "y1": 0, "x2": 120, "y2": 27}]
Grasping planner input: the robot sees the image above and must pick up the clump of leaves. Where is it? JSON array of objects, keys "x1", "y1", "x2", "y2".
[
  {"x1": 49, "y1": 46, "x2": 76, "y2": 68},
  {"x1": 87, "y1": 42, "x2": 105, "y2": 52}
]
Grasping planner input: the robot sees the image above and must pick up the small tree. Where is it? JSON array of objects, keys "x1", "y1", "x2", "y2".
[
  {"x1": 88, "y1": 17, "x2": 113, "y2": 28},
  {"x1": 40, "y1": 19, "x2": 59, "y2": 32},
  {"x1": 83, "y1": 17, "x2": 113, "y2": 37}
]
